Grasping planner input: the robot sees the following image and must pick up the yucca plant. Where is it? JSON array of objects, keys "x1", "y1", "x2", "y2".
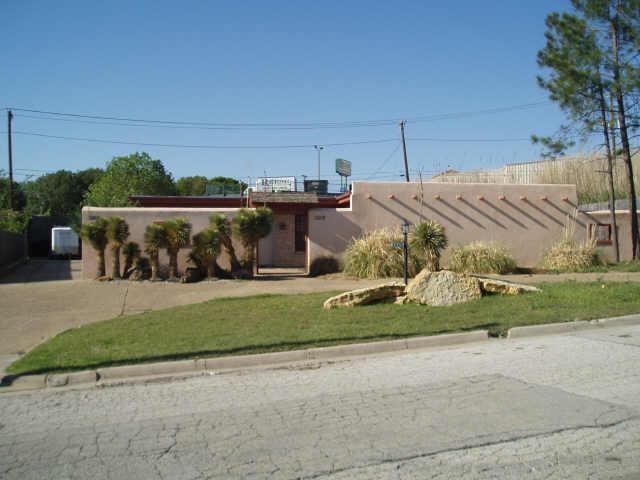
[
  {"x1": 144, "y1": 223, "x2": 166, "y2": 281},
  {"x1": 343, "y1": 227, "x2": 424, "y2": 279},
  {"x1": 80, "y1": 217, "x2": 109, "y2": 278},
  {"x1": 191, "y1": 228, "x2": 221, "y2": 279},
  {"x1": 105, "y1": 217, "x2": 130, "y2": 279},
  {"x1": 449, "y1": 241, "x2": 517, "y2": 274},
  {"x1": 410, "y1": 220, "x2": 448, "y2": 271},
  {"x1": 122, "y1": 241, "x2": 141, "y2": 278},
  {"x1": 209, "y1": 213, "x2": 241, "y2": 272},
  {"x1": 161, "y1": 218, "x2": 192, "y2": 279},
  {"x1": 232, "y1": 207, "x2": 273, "y2": 274}
]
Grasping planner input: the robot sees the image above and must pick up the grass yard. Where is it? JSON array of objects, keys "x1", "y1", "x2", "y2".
[{"x1": 8, "y1": 281, "x2": 640, "y2": 375}]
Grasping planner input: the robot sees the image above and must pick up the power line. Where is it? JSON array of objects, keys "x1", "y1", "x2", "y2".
[
  {"x1": 365, "y1": 142, "x2": 403, "y2": 180},
  {"x1": 4, "y1": 101, "x2": 549, "y2": 130},
  {"x1": 408, "y1": 136, "x2": 531, "y2": 143},
  {"x1": 10, "y1": 130, "x2": 399, "y2": 150}
]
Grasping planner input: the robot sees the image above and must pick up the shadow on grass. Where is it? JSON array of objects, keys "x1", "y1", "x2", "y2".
[{"x1": 4, "y1": 323, "x2": 500, "y2": 380}]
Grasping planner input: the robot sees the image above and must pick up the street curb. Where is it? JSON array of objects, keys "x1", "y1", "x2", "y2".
[
  {"x1": 0, "y1": 330, "x2": 489, "y2": 392},
  {"x1": 506, "y1": 314, "x2": 640, "y2": 339},
  {"x1": 3, "y1": 314, "x2": 640, "y2": 393}
]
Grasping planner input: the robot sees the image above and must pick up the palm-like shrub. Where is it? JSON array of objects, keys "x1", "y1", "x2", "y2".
[
  {"x1": 449, "y1": 242, "x2": 517, "y2": 274},
  {"x1": 122, "y1": 241, "x2": 141, "y2": 278},
  {"x1": 191, "y1": 228, "x2": 221, "y2": 278},
  {"x1": 343, "y1": 227, "x2": 423, "y2": 279},
  {"x1": 105, "y1": 217, "x2": 130, "y2": 279},
  {"x1": 161, "y1": 218, "x2": 192, "y2": 279},
  {"x1": 80, "y1": 217, "x2": 109, "y2": 278},
  {"x1": 144, "y1": 224, "x2": 165, "y2": 281},
  {"x1": 410, "y1": 220, "x2": 448, "y2": 271},
  {"x1": 209, "y1": 213, "x2": 241, "y2": 272},
  {"x1": 232, "y1": 207, "x2": 273, "y2": 273}
]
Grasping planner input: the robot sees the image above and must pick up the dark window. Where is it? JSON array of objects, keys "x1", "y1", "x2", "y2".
[
  {"x1": 589, "y1": 223, "x2": 612, "y2": 245},
  {"x1": 295, "y1": 215, "x2": 307, "y2": 252}
]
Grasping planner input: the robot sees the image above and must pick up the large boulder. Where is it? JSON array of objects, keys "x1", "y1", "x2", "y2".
[
  {"x1": 323, "y1": 282, "x2": 406, "y2": 309},
  {"x1": 472, "y1": 276, "x2": 540, "y2": 295},
  {"x1": 406, "y1": 269, "x2": 482, "y2": 306}
]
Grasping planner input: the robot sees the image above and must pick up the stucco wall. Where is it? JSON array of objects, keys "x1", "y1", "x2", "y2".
[
  {"x1": 588, "y1": 211, "x2": 640, "y2": 262},
  {"x1": 81, "y1": 207, "x2": 248, "y2": 279},
  {"x1": 308, "y1": 181, "x2": 589, "y2": 268}
]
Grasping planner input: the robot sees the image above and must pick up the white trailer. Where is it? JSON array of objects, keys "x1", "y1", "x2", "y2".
[{"x1": 51, "y1": 227, "x2": 79, "y2": 257}]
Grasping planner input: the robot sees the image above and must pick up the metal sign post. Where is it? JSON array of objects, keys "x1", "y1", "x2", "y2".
[
  {"x1": 401, "y1": 222, "x2": 409, "y2": 285},
  {"x1": 335, "y1": 158, "x2": 352, "y2": 193}
]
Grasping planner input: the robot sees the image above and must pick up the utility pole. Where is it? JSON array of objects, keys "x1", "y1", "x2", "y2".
[
  {"x1": 399, "y1": 121, "x2": 410, "y2": 182},
  {"x1": 7, "y1": 110, "x2": 13, "y2": 210},
  {"x1": 314, "y1": 145, "x2": 323, "y2": 181}
]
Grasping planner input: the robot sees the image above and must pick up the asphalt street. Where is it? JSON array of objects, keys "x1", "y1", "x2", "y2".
[{"x1": 1, "y1": 325, "x2": 640, "y2": 479}]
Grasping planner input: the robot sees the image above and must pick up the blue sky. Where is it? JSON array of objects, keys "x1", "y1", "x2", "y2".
[{"x1": 2, "y1": 0, "x2": 577, "y2": 189}]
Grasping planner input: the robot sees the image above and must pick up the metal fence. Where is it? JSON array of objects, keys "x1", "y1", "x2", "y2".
[{"x1": 0, "y1": 230, "x2": 26, "y2": 270}]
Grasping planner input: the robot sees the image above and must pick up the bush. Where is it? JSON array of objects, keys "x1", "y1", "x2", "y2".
[
  {"x1": 343, "y1": 227, "x2": 423, "y2": 279},
  {"x1": 541, "y1": 213, "x2": 602, "y2": 272},
  {"x1": 541, "y1": 239, "x2": 601, "y2": 272},
  {"x1": 449, "y1": 241, "x2": 517, "y2": 274},
  {"x1": 309, "y1": 256, "x2": 341, "y2": 277},
  {"x1": 410, "y1": 220, "x2": 447, "y2": 271}
]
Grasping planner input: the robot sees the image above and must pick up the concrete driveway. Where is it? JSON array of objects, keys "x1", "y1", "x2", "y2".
[{"x1": 0, "y1": 259, "x2": 380, "y2": 363}]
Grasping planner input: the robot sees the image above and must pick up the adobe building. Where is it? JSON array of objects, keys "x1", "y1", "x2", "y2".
[{"x1": 81, "y1": 180, "x2": 629, "y2": 278}]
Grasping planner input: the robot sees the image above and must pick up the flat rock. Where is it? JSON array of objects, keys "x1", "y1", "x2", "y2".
[
  {"x1": 406, "y1": 269, "x2": 482, "y2": 306},
  {"x1": 473, "y1": 276, "x2": 540, "y2": 295},
  {"x1": 323, "y1": 282, "x2": 406, "y2": 309}
]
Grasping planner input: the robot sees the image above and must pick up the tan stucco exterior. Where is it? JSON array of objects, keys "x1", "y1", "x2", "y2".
[
  {"x1": 308, "y1": 181, "x2": 587, "y2": 268},
  {"x1": 81, "y1": 207, "x2": 244, "y2": 279},
  {"x1": 82, "y1": 181, "x2": 636, "y2": 278}
]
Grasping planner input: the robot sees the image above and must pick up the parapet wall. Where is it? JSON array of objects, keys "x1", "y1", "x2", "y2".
[
  {"x1": 81, "y1": 207, "x2": 244, "y2": 279},
  {"x1": 308, "y1": 181, "x2": 589, "y2": 267}
]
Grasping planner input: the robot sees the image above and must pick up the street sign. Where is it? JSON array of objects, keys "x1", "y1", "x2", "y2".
[
  {"x1": 391, "y1": 242, "x2": 404, "y2": 249},
  {"x1": 335, "y1": 158, "x2": 352, "y2": 177},
  {"x1": 255, "y1": 176, "x2": 296, "y2": 192}
]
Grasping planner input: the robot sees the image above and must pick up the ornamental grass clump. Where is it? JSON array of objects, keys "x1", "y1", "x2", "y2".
[
  {"x1": 343, "y1": 227, "x2": 423, "y2": 279},
  {"x1": 541, "y1": 216, "x2": 601, "y2": 272},
  {"x1": 449, "y1": 241, "x2": 517, "y2": 274}
]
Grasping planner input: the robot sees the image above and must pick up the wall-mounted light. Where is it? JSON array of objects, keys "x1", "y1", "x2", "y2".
[
  {"x1": 540, "y1": 196, "x2": 548, "y2": 201},
  {"x1": 520, "y1": 196, "x2": 527, "y2": 201},
  {"x1": 456, "y1": 194, "x2": 463, "y2": 200},
  {"x1": 366, "y1": 194, "x2": 372, "y2": 199},
  {"x1": 411, "y1": 194, "x2": 418, "y2": 200},
  {"x1": 477, "y1": 195, "x2": 485, "y2": 201},
  {"x1": 434, "y1": 194, "x2": 441, "y2": 200},
  {"x1": 561, "y1": 196, "x2": 569, "y2": 202},
  {"x1": 388, "y1": 194, "x2": 396, "y2": 200},
  {"x1": 498, "y1": 195, "x2": 506, "y2": 201}
]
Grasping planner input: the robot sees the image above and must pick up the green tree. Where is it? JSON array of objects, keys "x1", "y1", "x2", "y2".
[
  {"x1": 410, "y1": 220, "x2": 448, "y2": 271},
  {"x1": 144, "y1": 224, "x2": 165, "y2": 281},
  {"x1": 0, "y1": 171, "x2": 26, "y2": 211},
  {"x1": 176, "y1": 176, "x2": 208, "y2": 196},
  {"x1": 191, "y1": 228, "x2": 221, "y2": 278},
  {"x1": 232, "y1": 207, "x2": 273, "y2": 274},
  {"x1": 86, "y1": 152, "x2": 175, "y2": 207},
  {"x1": 161, "y1": 218, "x2": 192, "y2": 279},
  {"x1": 209, "y1": 213, "x2": 241, "y2": 272},
  {"x1": 122, "y1": 241, "x2": 141, "y2": 278},
  {"x1": 23, "y1": 168, "x2": 102, "y2": 218},
  {"x1": 535, "y1": 0, "x2": 640, "y2": 259},
  {"x1": 105, "y1": 217, "x2": 130, "y2": 279},
  {"x1": 80, "y1": 217, "x2": 109, "y2": 278}
]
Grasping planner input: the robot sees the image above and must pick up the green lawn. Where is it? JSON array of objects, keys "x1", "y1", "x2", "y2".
[{"x1": 8, "y1": 281, "x2": 640, "y2": 376}]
